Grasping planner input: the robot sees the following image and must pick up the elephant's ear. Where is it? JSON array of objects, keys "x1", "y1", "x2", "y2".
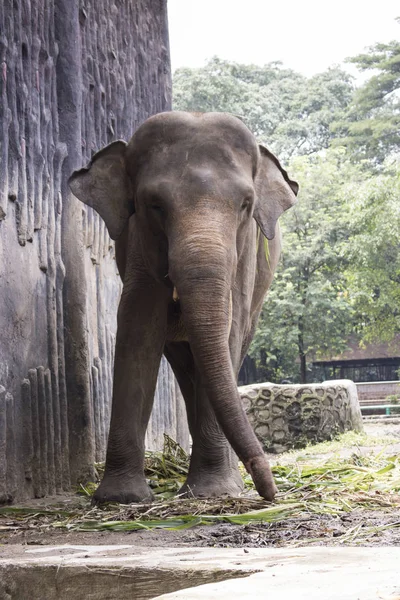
[
  {"x1": 253, "y1": 145, "x2": 299, "y2": 240},
  {"x1": 68, "y1": 140, "x2": 134, "y2": 240}
]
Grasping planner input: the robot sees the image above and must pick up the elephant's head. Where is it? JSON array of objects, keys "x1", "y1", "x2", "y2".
[{"x1": 69, "y1": 112, "x2": 298, "y2": 500}]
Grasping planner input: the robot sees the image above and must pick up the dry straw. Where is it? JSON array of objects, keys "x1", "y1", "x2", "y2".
[{"x1": 1, "y1": 433, "x2": 399, "y2": 544}]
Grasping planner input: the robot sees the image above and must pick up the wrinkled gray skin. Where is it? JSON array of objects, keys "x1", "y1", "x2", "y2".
[{"x1": 69, "y1": 112, "x2": 298, "y2": 504}]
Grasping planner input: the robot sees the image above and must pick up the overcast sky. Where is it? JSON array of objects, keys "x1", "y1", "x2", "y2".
[{"x1": 168, "y1": 0, "x2": 399, "y2": 78}]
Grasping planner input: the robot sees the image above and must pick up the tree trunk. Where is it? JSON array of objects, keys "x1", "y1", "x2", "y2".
[
  {"x1": 298, "y1": 317, "x2": 307, "y2": 384},
  {"x1": 300, "y1": 351, "x2": 307, "y2": 384}
]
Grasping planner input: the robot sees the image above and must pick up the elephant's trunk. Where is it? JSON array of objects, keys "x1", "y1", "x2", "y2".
[{"x1": 169, "y1": 227, "x2": 277, "y2": 501}]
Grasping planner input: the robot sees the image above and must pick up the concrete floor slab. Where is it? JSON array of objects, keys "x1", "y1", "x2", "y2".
[
  {"x1": 156, "y1": 547, "x2": 400, "y2": 600},
  {"x1": 0, "y1": 545, "x2": 399, "y2": 600}
]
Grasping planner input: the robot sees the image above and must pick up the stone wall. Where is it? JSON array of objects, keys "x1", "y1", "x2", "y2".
[
  {"x1": 240, "y1": 380, "x2": 363, "y2": 453},
  {"x1": 0, "y1": 0, "x2": 188, "y2": 503}
]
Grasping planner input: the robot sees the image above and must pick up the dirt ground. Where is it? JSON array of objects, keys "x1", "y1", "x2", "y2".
[
  {"x1": 1, "y1": 420, "x2": 400, "y2": 550},
  {"x1": 2, "y1": 508, "x2": 400, "y2": 550}
]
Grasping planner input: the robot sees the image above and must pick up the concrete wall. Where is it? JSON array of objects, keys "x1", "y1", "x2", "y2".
[
  {"x1": 0, "y1": 0, "x2": 188, "y2": 504},
  {"x1": 356, "y1": 381, "x2": 400, "y2": 404}
]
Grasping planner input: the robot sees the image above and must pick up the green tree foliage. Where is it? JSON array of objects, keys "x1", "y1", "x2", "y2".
[
  {"x1": 332, "y1": 29, "x2": 400, "y2": 164},
  {"x1": 173, "y1": 57, "x2": 353, "y2": 159},
  {"x1": 249, "y1": 150, "x2": 359, "y2": 383},
  {"x1": 343, "y1": 163, "x2": 400, "y2": 342}
]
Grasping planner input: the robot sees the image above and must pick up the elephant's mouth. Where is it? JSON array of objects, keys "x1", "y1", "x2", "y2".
[
  {"x1": 165, "y1": 272, "x2": 180, "y2": 303},
  {"x1": 166, "y1": 298, "x2": 187, "y2": 342}
]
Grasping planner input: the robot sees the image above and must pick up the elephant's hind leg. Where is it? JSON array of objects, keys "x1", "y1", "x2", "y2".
[{"x1": 165, "y1": 342, "x2": 243, "y2": 498}]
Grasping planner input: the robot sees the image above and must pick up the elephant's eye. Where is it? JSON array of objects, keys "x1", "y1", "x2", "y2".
[
  {"x1": 150, "y1": 204, "x2": 164, "y2": 215},
  {"x1": 241, "y1": 197, "x2": 252, "y2": 212}
]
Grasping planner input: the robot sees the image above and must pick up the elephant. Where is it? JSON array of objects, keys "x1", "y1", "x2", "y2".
[{"x1": 69, "y1": 111, "x2": 298, "y2": 504}]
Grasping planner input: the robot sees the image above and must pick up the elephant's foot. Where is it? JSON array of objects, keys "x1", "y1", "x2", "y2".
[
  {"x1": 244, "y1": 455, "x2": 277, "y2": 501},
  {"x1": 178, "y1": 469, "x2": 244, "y2": 498},
  {"x1": 92, "y1": 475, "x2": 154, "y2": 505}
]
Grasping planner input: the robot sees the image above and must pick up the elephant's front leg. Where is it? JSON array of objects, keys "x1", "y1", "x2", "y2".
[
  {"x1": 165, "y1": 343, "x2": 243, "y2": 498},
  {"x1": 181, "y1": 379, "x2": 244, "y2": 498},
  {"x1": 93, "y1": 281, "x2": 169, "y2": 505}
]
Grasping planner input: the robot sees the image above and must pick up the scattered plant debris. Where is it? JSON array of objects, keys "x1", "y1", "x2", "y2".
[{"x1": 1, "y1": 431, "x2": 399, "y2": 546}]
